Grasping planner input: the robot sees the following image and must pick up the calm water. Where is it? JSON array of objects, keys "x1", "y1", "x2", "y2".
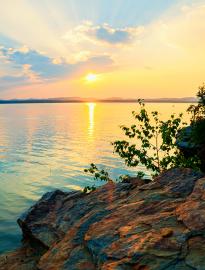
[{"x1": 0, "y1": 103, "x2": 190, "y2": 253}]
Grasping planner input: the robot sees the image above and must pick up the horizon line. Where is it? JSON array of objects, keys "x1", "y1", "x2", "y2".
[{"x1": 0, "y1": 96, "x2": 197, "y2": 104}]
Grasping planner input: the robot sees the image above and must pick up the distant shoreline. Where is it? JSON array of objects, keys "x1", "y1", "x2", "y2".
[{"x1": 0, "y1": 98, "x2": 197, "y2": 104}]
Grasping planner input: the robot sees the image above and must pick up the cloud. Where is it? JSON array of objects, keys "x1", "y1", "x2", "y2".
[
  {"x1": 3, "y1": 2, "x2": 205, "y2": 98},
  {"x1": 0, "y1": 33, "x2": 20, "y2": 48},
  {"x1": 1, "y1": 47, "x2": 73, "y2": 79},
  {"x1": 162, "y1": 3, "x2": 205, "y2": 51},
  {"x1": 1, "y1": 75, "x2": 28, "y2": 83},
  {"x1": 94, "y1": 25, "x2": 135, "y2": 44},
  {"x1": 0, "y1": 75, "x2": 31, "y2": 91},
  {"x1": 86, "y1": 55, "x2": 113, "y2": 66},
  {"x1": 63, "y1": 22, "x2": 144, "y2": 46},
  {"x1": 72, "y1": 54, "x2": 114, "y2": 76},
  {"x1": 0, "y1": 45, "x2": 114, "y2": 91}
]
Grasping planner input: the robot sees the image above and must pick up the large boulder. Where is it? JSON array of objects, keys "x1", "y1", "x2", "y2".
[{"x1": 1, "y1": 168, "x2": 205, "y2": 270}]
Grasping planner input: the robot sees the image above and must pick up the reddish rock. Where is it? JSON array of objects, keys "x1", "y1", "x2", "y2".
[
  {"x1": 0, "y1": 168, "x2": 205, "y2": 270},
  {"x1": 0, "y1": 242, "x2": 45, "y2": 270},
  {"x1": 176, "y1": 177, "x2": 205, "y2": 231}
]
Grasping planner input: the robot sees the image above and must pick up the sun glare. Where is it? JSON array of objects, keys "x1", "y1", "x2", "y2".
[{"x1": 85, "y1": 73, "x2": 98, "y2": 83}]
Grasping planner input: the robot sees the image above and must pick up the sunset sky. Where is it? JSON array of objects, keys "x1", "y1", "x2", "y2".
[{"x1": 0, "y1": 0, "x2": 205, "y2": 99}]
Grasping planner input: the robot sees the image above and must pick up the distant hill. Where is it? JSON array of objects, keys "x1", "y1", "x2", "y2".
[{"x1": 0, "y1": 97, "x2": 197, "y2": 104}]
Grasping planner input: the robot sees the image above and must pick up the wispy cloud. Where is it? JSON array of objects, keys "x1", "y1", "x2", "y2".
[
  {"x1": 63, "y1": 22, "x2": 144, "y2": 46},
  {"x1": 1, "y1": 47, "x2": 71, "y2": 79},
  {"x1": 0, "y1": 75, "x2": 32, "y2": 91}
]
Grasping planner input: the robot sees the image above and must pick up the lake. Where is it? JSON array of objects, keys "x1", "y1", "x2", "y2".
[{"x1": 0, "y1": 102, "x2": 191, "y2": 253}]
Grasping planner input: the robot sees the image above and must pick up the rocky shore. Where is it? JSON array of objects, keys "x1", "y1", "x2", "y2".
[{"x1": 1, "y1": 168, "x2": 205, "y2": 270}]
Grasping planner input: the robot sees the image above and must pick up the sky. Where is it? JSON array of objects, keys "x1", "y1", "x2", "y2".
[{"x1": 0, "y1": 0, "x2": 205, "y2": 99}]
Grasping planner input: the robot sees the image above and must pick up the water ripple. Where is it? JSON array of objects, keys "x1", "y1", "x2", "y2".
[{"x1": 0, "y1": 103, "x2": 190, "y2": 253}]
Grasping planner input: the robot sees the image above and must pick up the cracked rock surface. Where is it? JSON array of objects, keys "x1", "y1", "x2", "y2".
[{"x1": 0, "y1": 168, "x2": 205, "y2": 270}]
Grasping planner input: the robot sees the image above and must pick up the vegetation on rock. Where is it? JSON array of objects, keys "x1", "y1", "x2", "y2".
[
  {"x1": 188, "y1": 83, "x2": 205, "y2": 122},
  {"x1": 187, "y1": 84, "x2": 205, "y2": 146},
  {"x1": 175, "y1": 84, "x2": 205, "y2": 172}
]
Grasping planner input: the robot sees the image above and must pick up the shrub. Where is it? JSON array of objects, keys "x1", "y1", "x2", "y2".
[
  {"x1": 83, "y1": 163, "x2": 110, "y2": 193},
  {"x1": 84, "y1": 100, "x2": 200, "y2": 190},
  {"x1": 188, "y1": 83, "x2": 205, "y2": 122},
  {"x1": 187, "y1": 83, "x2": 205, "y2": 146},
  {"x1": 83, "y1": 163, "x2": 146, "y2": 193},
  {"x1": 113, "y1": 100, "x2": 200, "y2": 176},
  {"x1": 191, "y1": 119, "x2": 205, "y2": 145}
]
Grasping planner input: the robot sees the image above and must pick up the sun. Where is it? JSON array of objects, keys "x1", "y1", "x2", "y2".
[{"x1": 85, "y1": 73, "x2": 98, "y2": 83}]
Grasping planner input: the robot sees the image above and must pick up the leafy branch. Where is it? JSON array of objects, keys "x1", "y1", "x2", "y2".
[{"x1": 112, "y1": 100, "x2": 200, "y2": 175}]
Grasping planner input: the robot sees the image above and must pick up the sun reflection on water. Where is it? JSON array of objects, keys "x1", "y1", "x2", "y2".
[
  {"x1": 0, "y1": 102, "x2": 192, "y2": 254},
  {"x1": 86, "y1": 103, "x2": 96, "y2": 138}
]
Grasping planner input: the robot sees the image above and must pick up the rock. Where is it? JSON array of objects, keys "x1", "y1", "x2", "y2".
[
  {"x1": 122, "y1": 177, "x2": 151, "y2": 187},
  {"x1": 176, "y1": 126, "x2": 197, "y2": 154},
  {"x1": 0, "y1": 241, "x2": 45, "y2": 270},
  {"x1": 176, "y1": 177, "x2": 205, "y2": 231},
  {"x1": 155, "y1": 168, "x2": 204, "y2": 197},
  {"x1": 185, "y1": 236, "x2": 205, "y2": 270},
  {"x1": 17, "y1": 189, "x2": 84, "y2": 248},
  {"x1": 1, "y1": 168, "x2": 205, "y2": 270},
  {"x1": 176, "y1": 125, "x2": 205, "y2": 172}
]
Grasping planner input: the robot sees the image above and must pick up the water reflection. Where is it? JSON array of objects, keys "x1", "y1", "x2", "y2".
[
  {"x1": 87, "y1": 103, "x2": 96, "y2": 138},
  {"x1": 0, "y1": 102, "x2": 191, "y2": 254}
]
